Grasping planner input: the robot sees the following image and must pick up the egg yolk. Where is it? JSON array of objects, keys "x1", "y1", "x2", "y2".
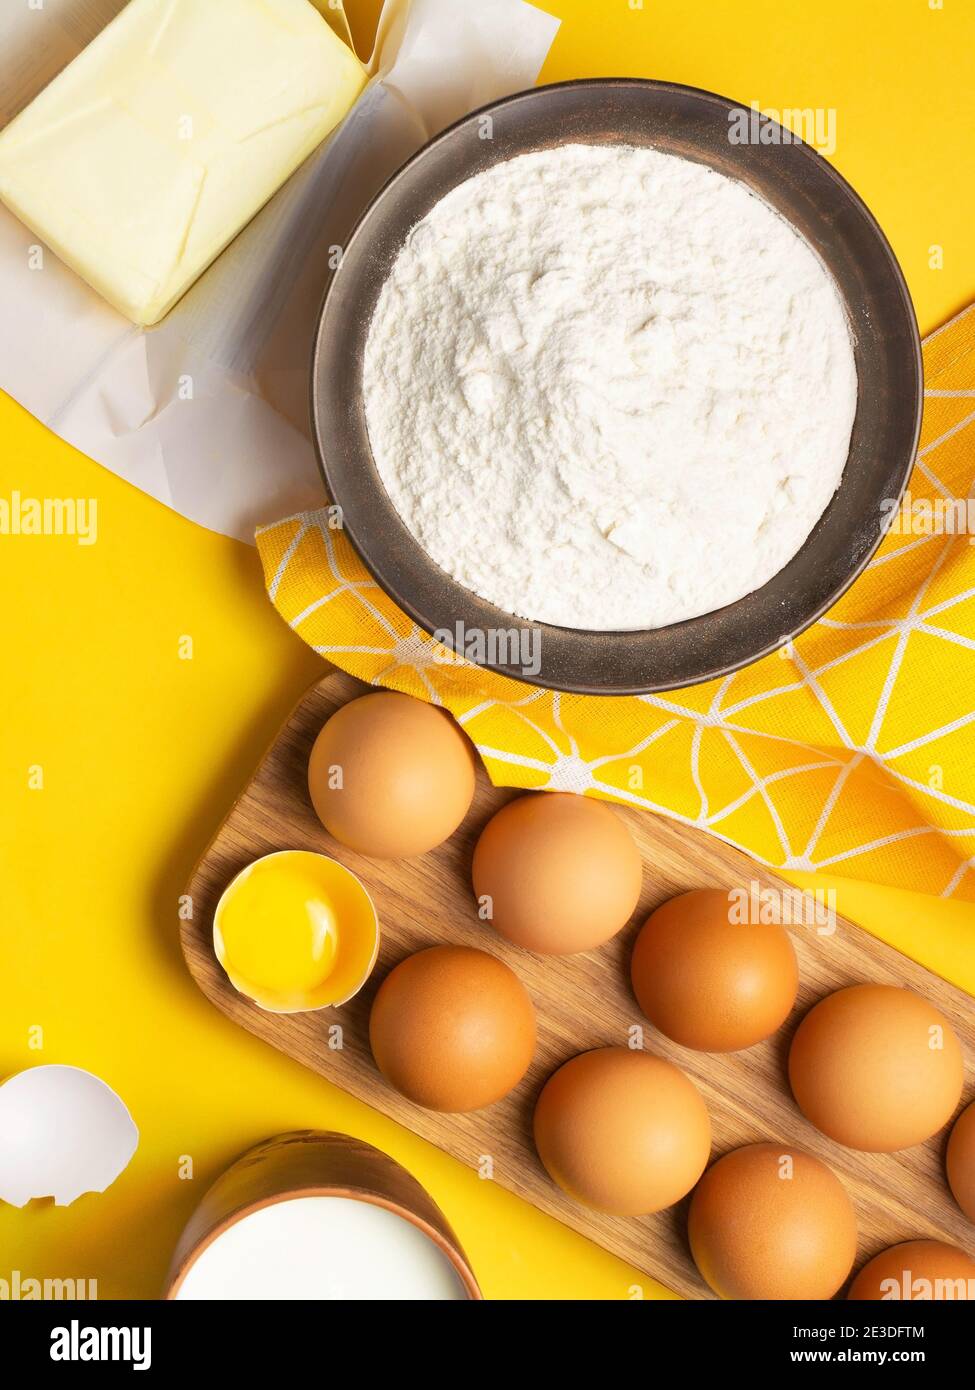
[
  {"x1": 213, "y1": 852, "x2": 379, "y2": 1012},
  {"x1": 220, "y1": 870, "x2": 340, "y2": 995}
]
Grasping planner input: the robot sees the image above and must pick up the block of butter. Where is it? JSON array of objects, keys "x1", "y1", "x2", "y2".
[{"x1": 0, "y1": 0, "x2": 366, "y2": 326}]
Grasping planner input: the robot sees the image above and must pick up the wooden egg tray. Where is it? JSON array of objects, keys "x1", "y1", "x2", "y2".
[{"x1": 182, "y1": 671, "x2": 975, "y2": 1298}]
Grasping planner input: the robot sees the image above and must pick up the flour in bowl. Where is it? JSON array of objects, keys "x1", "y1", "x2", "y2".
[{"x1": 363, "y1": 143, "x2": 857, "y2": 631}]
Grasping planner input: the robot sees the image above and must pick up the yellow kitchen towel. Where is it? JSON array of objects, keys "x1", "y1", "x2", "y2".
[{"x1": 257, "y1": 305, "x2": 975, "y2": 901}]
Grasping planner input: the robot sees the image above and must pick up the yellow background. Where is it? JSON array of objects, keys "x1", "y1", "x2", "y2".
[{"x1": 1, "y1": 0, "x2": 973, "y2": 1300}]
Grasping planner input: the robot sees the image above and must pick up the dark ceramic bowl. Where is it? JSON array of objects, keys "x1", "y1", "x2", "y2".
[{"x1": 311, "y1": 79, "x2": 922, "y2": 695}]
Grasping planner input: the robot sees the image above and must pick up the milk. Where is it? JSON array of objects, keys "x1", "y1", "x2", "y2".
[{"x1": 174, "y1": 1195, "x2": 469, "y2": 1300}]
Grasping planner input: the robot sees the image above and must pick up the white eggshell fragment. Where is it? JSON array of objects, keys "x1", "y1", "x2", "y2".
[{"x1": 0, "y1": 1065, "x2": 138, "y2": 1207}]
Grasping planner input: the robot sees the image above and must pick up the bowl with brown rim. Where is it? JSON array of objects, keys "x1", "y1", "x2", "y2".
[{"x1": 311, "y1": 79, "x2": 922, "y2": 695}]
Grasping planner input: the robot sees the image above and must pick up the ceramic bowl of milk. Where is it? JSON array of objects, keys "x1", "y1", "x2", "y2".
[{"x1": 165, "y1": 1130, "x2": 479, "y2": 1300}]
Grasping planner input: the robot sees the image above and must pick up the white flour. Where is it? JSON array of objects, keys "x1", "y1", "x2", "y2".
[{"x1": 363, "y1": 144, "x2": 857, "y2": 631}]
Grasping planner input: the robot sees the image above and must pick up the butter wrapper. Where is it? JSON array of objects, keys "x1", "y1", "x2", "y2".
[
  {"x1": 0, "y1": 0, "x2": 367, "y2": 326},
  {"x1": 0, "y1": 0, "x2": 559, "y2": 539}
]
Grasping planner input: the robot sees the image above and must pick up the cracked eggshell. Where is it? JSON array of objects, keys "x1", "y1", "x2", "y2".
[{"x1": 0, "y1": 1065, "x2": 138, "y2": 1207}]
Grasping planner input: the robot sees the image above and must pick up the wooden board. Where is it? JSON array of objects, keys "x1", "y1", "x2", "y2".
[{"x1": 182, "y1": 671, "x2": 975, "y2": 1299}]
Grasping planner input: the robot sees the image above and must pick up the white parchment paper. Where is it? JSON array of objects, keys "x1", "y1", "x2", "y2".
[{"x1": 0, "y1": 0, "x2": 559, "y2": 540}]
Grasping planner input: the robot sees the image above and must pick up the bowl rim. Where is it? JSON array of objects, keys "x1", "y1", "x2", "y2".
[
  {"x1": 311, "y1": 76, "x2": 923, "y2": 696},
  {"x1": 164, "y1": 1131, "x2": 482, "y2": 1300}
]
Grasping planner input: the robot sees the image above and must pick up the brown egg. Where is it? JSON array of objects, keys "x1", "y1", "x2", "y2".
[
  {"x1": 688, "y1": 1142, "x2": 857, "y2": 1300},
  {"x1": 631, "y1": 888, "x2": 799, "y2": 1052},
  {"x1": 848, "y1": 1240, "x2": 975, "y2": 1300},
  {"x1": 947, "y1": 1102, "x2": 975, "y2": 1223},
  {"x1": 369, "y1": 945, "x2": 535, "y2": 1112},
  {"x1": 308, "y1": 692, "x2": 476, "y2": 858},
  {"x1": 788, "y1": 984, "x2": 964, "y2": 1152},
  {"x1": 472, "y1": 793, "x2": 642, "y2": 955},
  {"x1": 533, "y1": 1047, "x2": 711, "y2": 1215}
]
